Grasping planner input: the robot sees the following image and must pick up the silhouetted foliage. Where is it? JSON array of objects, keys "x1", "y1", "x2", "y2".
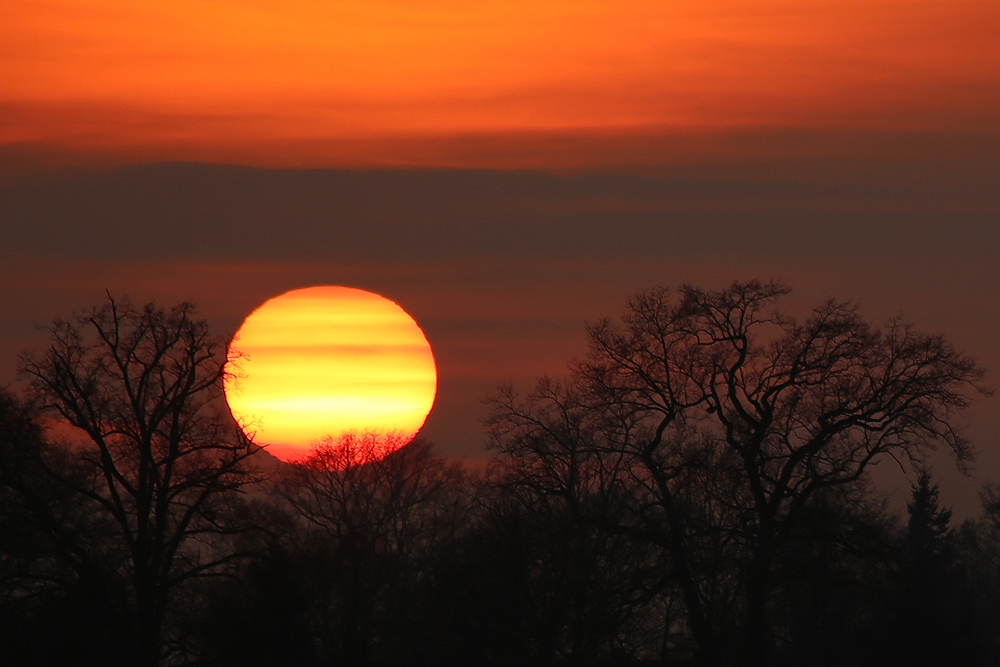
[
  {"x1": 273, "y1": 435, "x2": 469, "y2": 666},
  {"x1": 768, "y1": 483, "x2": 895, "y2": 667},
  {"x1": 196, "y1": 543, "x2": 317, "y2": 667},
  {"x1": 905, "y1": 471, "x2": 953, "y2": 572},
  {"x1": 1, "y1": 283, "x2": 994, "y2": 667},
  {"x1": 951, "y1": 485, "x2": 1000, "y2": 665},
  {"x1": 871, "y1": 471, "x2": 983, "y2": 667},
  {"x1": 486, "y1": 280, "x2": 989, "y2": 666},
  {"x1": 429, "y1": 466, "x2": 668, "y2": 665},
  {"x1": 0, "y1": 387, "x2": 135, "y2": 665},
  {"x1": 16, "y1": 295, "x2": 259, "y2": 667}
]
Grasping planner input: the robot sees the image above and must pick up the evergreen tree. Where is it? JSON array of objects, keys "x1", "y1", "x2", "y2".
[
  {"x1": 905, "y1": 470, "x2": 953, "y2": 573},
  {"x1": 879, "y1": 470, "x2": 977, "y2": 667}
]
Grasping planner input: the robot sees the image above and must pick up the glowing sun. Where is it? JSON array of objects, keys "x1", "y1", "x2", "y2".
[{"x1": 224, "y1": 286, "x2": 437, "y2": 463}]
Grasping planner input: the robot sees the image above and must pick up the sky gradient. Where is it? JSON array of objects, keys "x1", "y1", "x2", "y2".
[
  {"x1": 3, "y1": 0, "x2": 998, "y2": 169},
  {"x1": 1, "y1": 1, "x2": 997, "y2": 514}
]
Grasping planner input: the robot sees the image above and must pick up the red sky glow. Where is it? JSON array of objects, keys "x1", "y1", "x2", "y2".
[{"x1": 3, "y1": 0, "x2": 997, "y2": 168}]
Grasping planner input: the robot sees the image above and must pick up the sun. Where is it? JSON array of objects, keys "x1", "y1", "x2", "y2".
[{"x1": 224, "y1": 286, "x2": 437, "y2": 464}]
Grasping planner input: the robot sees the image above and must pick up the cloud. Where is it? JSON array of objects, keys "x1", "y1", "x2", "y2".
[{"x1": 2, "y1": 0, "x2": 997, "y2": 170}]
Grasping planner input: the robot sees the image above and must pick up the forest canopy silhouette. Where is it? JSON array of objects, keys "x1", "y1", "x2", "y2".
[{"x1": 0, "y1": 281, "x2": 995, "y2": 667}]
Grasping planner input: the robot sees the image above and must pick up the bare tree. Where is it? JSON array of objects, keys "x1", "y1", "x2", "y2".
[
  {"x1": 476, "y1": 448, "x2": 673, "y2": 664},
  {"x1": 487, "y1": 377, "x2": 736, "y2": 664},
  {"x1": 487, "y1": 280, "x2": 989, "y2": 665},
  {"x1": 18, "y1": 295, "x2": 258, "y2": 667},
  {"x1": 0, "y1": 387, "x2": 140, "y2": 663},
  {"x1": 276, "y1": 433, "x2": 468, "y2": 665}
]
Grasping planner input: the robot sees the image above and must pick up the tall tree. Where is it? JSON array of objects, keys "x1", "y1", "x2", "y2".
[
  {"x1": 905, "y1": 470, "x2": 953, "y2": 570},
  {"x1": 487, "y1": 280, "x2": 988, "y2": 666},
  {"x1": 275, "y1": 434, "x2": 468, "y2": 666},
  {"x1": 18, "y1": 296, "x2": 258, "y2": 667},
  {"x1": 878, "y1": 470, "x2": 978, "y2": 667},
  {"x1": 0, "y1": 389, "x2": 133, "y2": 666}
]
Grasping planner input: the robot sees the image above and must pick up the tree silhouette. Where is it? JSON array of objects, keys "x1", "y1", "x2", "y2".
[
  {"x1": 951, "y1": 484, "x2": 1000, "y2": 663},
  {"x1": 273, "y1": 434, "x2": 468, "y2": 666},
  {"x1": 769, "y1": 481, "x2": 894, "y2": 666},
  {"x1": 195, "y1": 541, "x2": 317, "y2": 667},
  {"x1": 0, "y1": 389, "x2": 122, "y2": 666},
  {"x1": 876, "y1": 470, "x2": 981, "y2": 667},
  {"x1": 17, "y1": 296, "x2": 258, "y2": 667},
  {"x1": 441, "y1": 459, "x2": 670, "y2": 665},
  {"x1": 905, "y1": 470, "x2": 953, "y2": 569},
  {"x1": 3, "y1": 284, "x2": 993, "y2": 667},
  {"x1": 487, "y1": 280, "x2": 988, "y2": 666}
]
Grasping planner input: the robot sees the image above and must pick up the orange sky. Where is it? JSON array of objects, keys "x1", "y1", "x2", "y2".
[{"x1": 2, "y1": 0, "x2": 998, "y2": 168}]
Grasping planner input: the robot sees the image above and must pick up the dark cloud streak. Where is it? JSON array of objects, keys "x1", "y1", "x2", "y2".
[
  {"x1": 1, "y1": 154, "x2": 996, "y2": 516},
  {"x1": 2, "y1": 156, "x2": 996, "y2": 264}
]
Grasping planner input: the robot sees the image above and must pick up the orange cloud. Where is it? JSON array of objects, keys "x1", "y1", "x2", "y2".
[{"x1": 2, "y1": 0, "x2": 997, "y2": 168}]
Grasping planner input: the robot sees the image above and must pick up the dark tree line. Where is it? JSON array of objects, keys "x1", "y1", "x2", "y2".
[{"x1": 0, "y1": 283, "x2": 995, "y2": 667}]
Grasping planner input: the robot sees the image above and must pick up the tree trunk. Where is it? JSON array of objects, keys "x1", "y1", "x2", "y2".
[
  {"x1": 133, "y1": 603, "x2": 162, "y2": 667},
  {"x1": 663, "y1": 505, "x2": 719, "y2": 667},
  {"x1": 743, "y1": 550, "x2": 773, "y2": 667}
]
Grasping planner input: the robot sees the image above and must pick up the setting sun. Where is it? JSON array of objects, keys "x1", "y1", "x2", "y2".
[{"x1": 224, "y1": 285, "x2": 437, "y2": 463}]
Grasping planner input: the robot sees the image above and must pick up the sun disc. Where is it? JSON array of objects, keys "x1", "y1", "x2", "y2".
[{"x1": 224, "y1": 286, "x2": 437, "y2": 464}]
